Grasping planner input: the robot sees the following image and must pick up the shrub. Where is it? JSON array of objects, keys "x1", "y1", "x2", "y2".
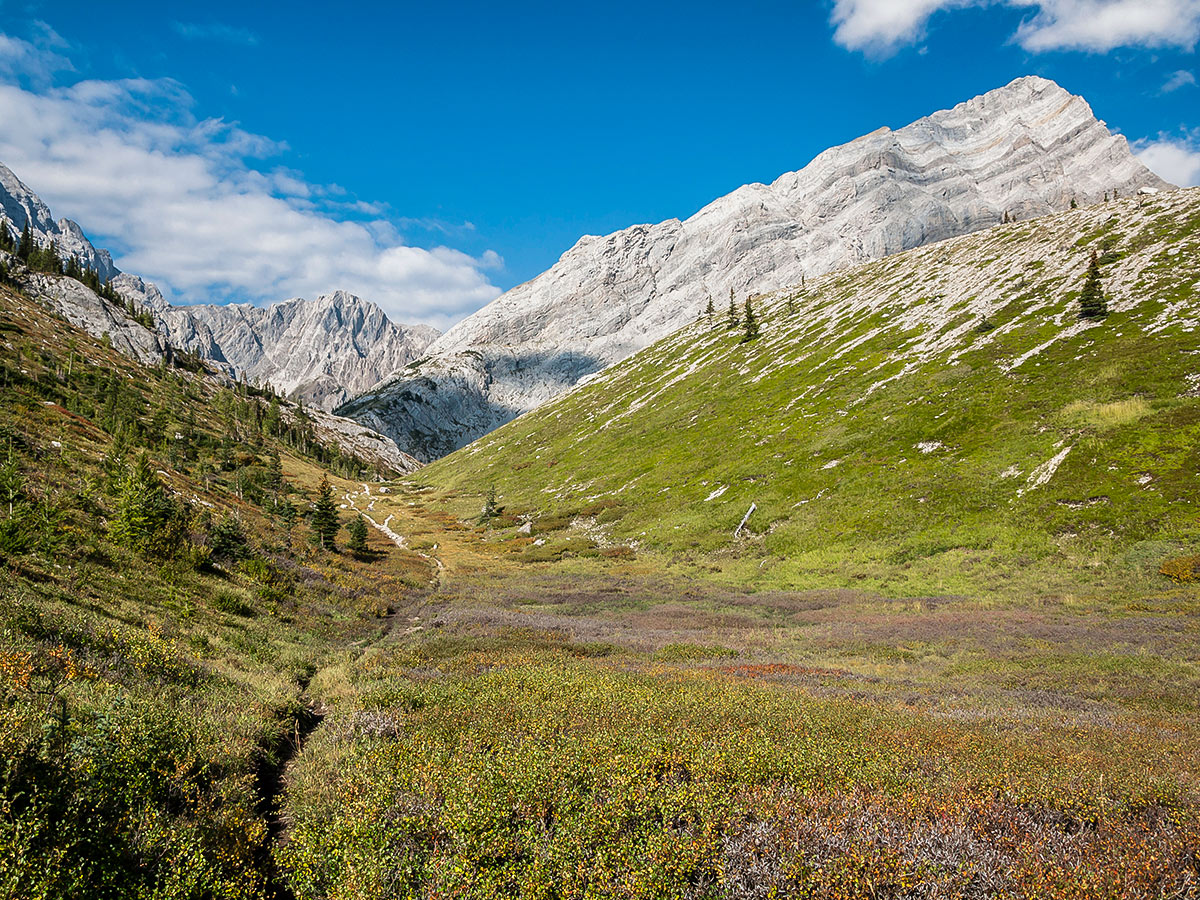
[
  {"x1": 1159, "y1": 555, "x2": 1200, "y2": 583},
  {"x1": 211, "y1": 590, "x2": 255, "y2": 617}
]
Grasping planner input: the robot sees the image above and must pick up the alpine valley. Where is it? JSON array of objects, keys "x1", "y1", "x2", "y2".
[{"x1": 2, "y1": 71, "x2": 1199, "y2": 900}]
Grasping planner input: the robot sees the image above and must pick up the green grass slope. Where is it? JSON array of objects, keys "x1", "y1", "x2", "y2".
[
  {"x1": 420, "y1": 188, "x2": 1200, "y2": 597},
  {"x1": 0, "y1": 277, "x2": 433, "y2": 898}
]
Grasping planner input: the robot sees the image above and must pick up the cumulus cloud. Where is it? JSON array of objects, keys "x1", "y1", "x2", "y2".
[
  {"x1": 1134, "y1": 133, "x2": 1200, "y2": 186},
  {"x1": 0, "y1": 38, "x2": 501, "y2": 329},
  {"x1": 830, "y1": 0, "x2": 974, "y2": 54},
  {"x1": 831, "y1": 0, "x2": 1200, "y2": 55}
]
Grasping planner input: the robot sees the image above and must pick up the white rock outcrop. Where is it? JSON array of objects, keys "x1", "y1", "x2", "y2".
[
  {"x1": 292, "y1": 404, "x2": 423, "y2": 475},
  {"x1": 23, "y1": 268, "x2": 165, "y2": 366},
  {"x1": 342, "y1": 76, "x2": 1172, "y2": 461},
  {"x1": 114, "y1": 277, "x2": 439, "y2": 412}
]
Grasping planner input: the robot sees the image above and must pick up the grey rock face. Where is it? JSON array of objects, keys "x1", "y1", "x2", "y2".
[
  {"x1": 0, "y1": 163, "x2": 118, "y2": 282},
  {"x1": 19, "y1": 266, "x2": 165, "y2": 366},
  {"x1": 291, "y1": 404, "x2": 423, "y2": 475},
  {"x1": 344, "y1": 76, "x2": 1172, "y2": 461},
  {"x1": 113, "y1": 279, "x2": 441, "y2": 413}
]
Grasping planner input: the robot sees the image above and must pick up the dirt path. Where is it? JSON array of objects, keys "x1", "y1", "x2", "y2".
[
  {"x1": 257, "y1": 673, "x2": 326, "y2": 900},
  {"x1": 343, "y1": 482, "x2": 445, "y2": 584}
]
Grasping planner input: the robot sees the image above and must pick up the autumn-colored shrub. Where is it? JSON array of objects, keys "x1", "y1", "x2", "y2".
[{"x1": 1159, "y1": 555, "x2": 1200, "y2": 583}]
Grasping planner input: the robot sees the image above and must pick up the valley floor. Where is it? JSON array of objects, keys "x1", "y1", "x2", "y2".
[{"x1": 270, "y1": 476, "x2": 1200, "y2": 899}]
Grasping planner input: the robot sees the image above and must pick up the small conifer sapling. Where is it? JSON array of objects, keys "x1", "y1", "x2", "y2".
[
  {"x1": 347, "y1": 514, "x2": 370, "y2": 555},
  {"x1": 741, "y1": 297, "x2": 759, "y2": 343},
  {"x1": 310, "y1": 474, "x2": 340, "y2": 550},
  {"x1": 1078, "y1": 250, "x2": 1108, "y2": 320}
]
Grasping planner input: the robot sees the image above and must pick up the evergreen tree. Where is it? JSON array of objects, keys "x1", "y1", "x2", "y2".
[
  {"x1": 1078, "y1": 250, "x2": 1108, "y2": 320},
  {"x1": 478, "y1": 484, "x2": 501, "y2": 524},
  {"x1": 279, "y1": 498, "x2": 298, "y2": 531},
  {"x1": 727, "y1": 288, "x2": 739, "y2": 329},
  {"x1": 111, "y1": 453, "x2": 181, "y2": 556},
  {"x1": 0, "y1": 218, "x2": 13, "y2": 252},
  {"x1": 209, "y1": 515, "x2": 248, "y2": 559},
  {"x1": 1070, "y1": 196, "x2": 1077, "y2": 209},
  {"x1": 347, "y1": 514, "x2": 369, "y2": 555},
  {"x1": 17, "y1": 222, "x2": 32, "y2": 260},
  {"x1": 310, "y1": 473, "x2": 340, "y2": 550},
  {"x1": 704, "y1": 296, "x2": 715, "y2": 324},
  {"x1": 741, "y1": 297, "x2": 760, "y2": 343}
]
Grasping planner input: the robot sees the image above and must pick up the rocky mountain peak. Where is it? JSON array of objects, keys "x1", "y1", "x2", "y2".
[
  {"x1": 0, "y1": 162, "x2": 119, "y2": 282},
  {"x1": 340, "y1": 76, "x2": 1172, "y2": 461}
]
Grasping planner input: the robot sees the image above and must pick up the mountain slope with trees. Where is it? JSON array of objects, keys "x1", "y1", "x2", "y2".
[{"x1": 0, "y1": 272, "x2": 434, "y2": 897}]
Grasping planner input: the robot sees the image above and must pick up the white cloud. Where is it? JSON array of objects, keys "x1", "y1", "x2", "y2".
[
  {"x1": 0, "y1": 27, "x2": 72, "y2": 86},
  {"x1": 1016, "y1": 0, "x2": 1200, "y2": 51},
  {"x1": 1162, "y1": 69, "x2": 1197, "y2": 92},
  {"x1": 830, "y1": 0, "x2": 974, "y2": 54},
  {"x1": 831, "y1": 0, "x2": 1200, "y2": 54},
  {"x1": 0, "y1": 40, "x2": 501, "y2": 329},
  {"x1": 1134, "y1": 133, "x2": 1200, "y2": 186}
]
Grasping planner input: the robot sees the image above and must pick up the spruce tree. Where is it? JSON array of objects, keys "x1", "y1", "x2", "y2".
[
  {"x1": 727, "y1": 288, "x2": 739, "y2": 329},
  {"x1": 741, "y1": 297, "x2": 760, "y2": 343},
  {"x1": 347, "y1": 514, "x2": 369, "y2": 555},
  {"x1": 0, "y1": 218, "x2": 12, "y2": 252},
  {"x1": 17, "y1": 222, "x2": 32, "y2": 260},
  {"x1": 1078, "y1": 250, "x2": 1108, "y2": 320},
  {"x1": 704, "y1": 296, "x2": 715, "y2": 324},
  {"x1": 310, "y1": 474, "x2": 340, "y2": 550}
]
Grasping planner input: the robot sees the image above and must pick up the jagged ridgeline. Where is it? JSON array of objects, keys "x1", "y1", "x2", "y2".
[{"x1": 418, "y1": 188, "x2": 1200, "y2": 595}]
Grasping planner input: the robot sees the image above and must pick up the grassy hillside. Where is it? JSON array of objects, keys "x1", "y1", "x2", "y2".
[
  {"x1": 0, "y1": 277, "x2": 434, "y2": 898},
  {"x1": 418, "y1": 188, "x2": 1200, "y2": 597}
]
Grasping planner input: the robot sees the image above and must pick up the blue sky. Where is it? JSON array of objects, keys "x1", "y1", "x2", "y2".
[{"x1": 0, "y1": 0, "x2": 1198, "y2": 328}]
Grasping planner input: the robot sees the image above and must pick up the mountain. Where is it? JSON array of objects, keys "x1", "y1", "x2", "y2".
[
  {"x1": 0, "y1": 160, "x2": 439, "y2": 413},
  {"x1": 0, "y1": 162, "x2": 119, "y2": 282},
  {"x1": 416, "y1": 186, "x2": 1200, "y2": 594},
  {"x1": 341, "y1": 76, "x2": 1172, "y2": 462},
  {"x1": 113, "y1": 277, "x2": 439, "y2": 412}
]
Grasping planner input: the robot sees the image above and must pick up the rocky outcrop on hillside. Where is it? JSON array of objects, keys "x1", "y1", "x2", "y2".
[
  {"x1": 294, "y1": 404, "x2": 423, "y2": 475},
  {"x1": 342, "y1": 76, "x2": 1173, "y2": 461},
  {"x1": 113, "y1": 279, "x2": 440, "y2": 413}
]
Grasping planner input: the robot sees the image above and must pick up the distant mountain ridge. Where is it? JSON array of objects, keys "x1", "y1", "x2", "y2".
[
  {"x1": 114, "y1": 277, "x2": 439, "y2": 411},
  {"x1": 340, "y1": 75, "x2": 1173, "y2": 461},
  {"x1": 0, "y1": 161, "x2": 439, "y2": 412}
]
